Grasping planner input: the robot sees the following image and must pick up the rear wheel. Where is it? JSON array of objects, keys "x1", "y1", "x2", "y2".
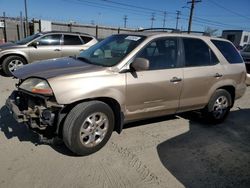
[
  {"x1": 203, "y1": 89, "x2": 232, "y2": 123},
  {"x1": 63, "y1": 101, "x2": 114, "y2": 156},
  {"x1": 2, "y1": 55, "x2": 26, "y2": 76}
]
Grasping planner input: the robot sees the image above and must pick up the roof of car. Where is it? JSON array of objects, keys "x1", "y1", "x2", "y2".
[
  {"x1": 40, "y1": 31, "x2": 93, "y2": 37},
  {"x1": 124, "y1": 29, "x2": 227, "y2": 42}
]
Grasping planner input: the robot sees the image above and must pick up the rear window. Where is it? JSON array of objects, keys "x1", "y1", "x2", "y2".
[
  {"x1": 211, "y1": 40, "x2": 243, "y2": 64},
  {"x1": 80, "y1": 36, "x2": 93, "y2": 44},
  {"x1": 64, "y1": 35, "x2": 83, "y2": 45}
]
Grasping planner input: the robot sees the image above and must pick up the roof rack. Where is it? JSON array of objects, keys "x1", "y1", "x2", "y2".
[
  {"x1": 41, "y1": 30, "x2": 92, "y2": 36},
  {"x1": 137, "y1": 28, "x2": 180, "y2": 33},
  {"x1": 181, "y1": 31, "x2": 211, "y2": 36},
  {"x1": 137, "y1": 28, "x2": 211, "y2": 36}
]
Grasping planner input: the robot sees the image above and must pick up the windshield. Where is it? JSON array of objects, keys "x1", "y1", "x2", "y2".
[
  {"x1": 243, "y1": 45, "x2": 250, "y2": 52},
  {"x1": 16, "y1": 33, "x2": 42, "y2": 45},
  {"x1": 78, "y1": 34, "x2": 145, "y2": 67}
]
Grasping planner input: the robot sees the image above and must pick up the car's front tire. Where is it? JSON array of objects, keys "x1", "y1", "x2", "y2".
[
  {"x1": 63, "y1": 101, "x2": 114, "y2": 156},
  {"x1": 2, "y1": 55, "x2": 26, "y2": 76},
  {"x1": 203, "y1": 89, "x2": 232, "y2": 123}
]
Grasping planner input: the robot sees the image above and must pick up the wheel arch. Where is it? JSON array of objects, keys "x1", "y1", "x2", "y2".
[
  {"x1": 216, "y1": 85, "x2": 235, "y2": 107},
  {"x1": 56, "y1": 97, "x2": 124, "y2": 138},
  {"x1": 0, "y1": 53, "x2": 28, "y2": 65}
]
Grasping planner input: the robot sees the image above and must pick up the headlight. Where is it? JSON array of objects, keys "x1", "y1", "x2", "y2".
[{"x1": 19, "y1": 78, "x2": 53, "y2": 95}]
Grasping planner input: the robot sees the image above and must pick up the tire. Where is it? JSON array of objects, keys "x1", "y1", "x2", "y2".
[
  {"x1": 2, "y1": 55, "x2": 26, "y2": 76},
  {"x1": 63, "y1": 101, "x2": 114, "y2": 156},
  {"x1": 203, "y1": 89, "x2": 232, "y2": 124}
]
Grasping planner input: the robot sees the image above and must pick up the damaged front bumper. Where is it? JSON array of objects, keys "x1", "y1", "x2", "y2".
[{"x1": 6, "y1": 90, "x2": 63, "y2": 136}]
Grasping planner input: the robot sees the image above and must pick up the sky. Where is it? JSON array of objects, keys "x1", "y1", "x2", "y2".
[{"x1": 1, "y1": 0, "x2": 250, "y2": 34}]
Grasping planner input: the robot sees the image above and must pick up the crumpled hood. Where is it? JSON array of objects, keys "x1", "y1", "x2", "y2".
[{"x1": 13, "y1": 57, "x2": 106, "y2": 79}]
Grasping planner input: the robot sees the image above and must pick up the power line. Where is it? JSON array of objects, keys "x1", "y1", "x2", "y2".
[
  {"x1": 102, "y1": 0, "x2": 165, "y2": 14},
  {"x1": 208, "y1": 0, "x2": 250, "y2": 20}
]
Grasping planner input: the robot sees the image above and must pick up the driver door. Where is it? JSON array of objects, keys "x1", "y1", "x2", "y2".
[
  {"x1": 29, "y1": 34, "x2": 62, "y2": 62},
  {"x1": 125, "y1": 37, "x2": 183, "y2": 121}
]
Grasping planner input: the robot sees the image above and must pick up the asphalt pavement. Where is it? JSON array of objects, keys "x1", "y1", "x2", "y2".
[{"x1": 0, "y1": 74, "x2": 250, "y2": 188}]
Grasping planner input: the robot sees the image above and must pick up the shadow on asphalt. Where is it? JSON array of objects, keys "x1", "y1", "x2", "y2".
[
  {"x1": 0, "y1": 70, "x2": 9, "y2": 77},
  {"x1": 157, "y1": 109, "x2": 250, "y2": 188}
]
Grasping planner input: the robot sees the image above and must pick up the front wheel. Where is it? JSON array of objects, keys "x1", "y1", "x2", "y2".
[
  {"x1": 2, "y1": 55, "x2": 26, "y2": 76},
  {"x1": 63, "y1": 101, "x2": 114, "y2": 156},
  {"x1": 203, "y1": 89, "x2": 232, "y2": 123}
]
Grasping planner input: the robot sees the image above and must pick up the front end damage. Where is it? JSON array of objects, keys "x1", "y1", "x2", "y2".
[{"x1": 6, "y1": 88, "x2": 63, "y2": 140}]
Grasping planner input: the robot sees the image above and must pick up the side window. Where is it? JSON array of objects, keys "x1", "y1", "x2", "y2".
[
  {"x1": 64, "y1": 35, "x2": 83, "y2": 45},
  {"x1": 137, "y1": 38, "x2": 178, "y2": 70},
  {"x1": 183, "y1": 38, "x2": 217, "y2": 67},
  {"x1": 36, "y1": 34, "x2": 61, "y2": 46},
  {"x1": 211, "y1": 40, "x2": 243, "y2": 64},
  {"x1": 80, "y1": 36, "x2": 93, "y2": 44}
]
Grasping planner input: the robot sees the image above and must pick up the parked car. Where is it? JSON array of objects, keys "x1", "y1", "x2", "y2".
[
  {"x1": 0, "y1": 31, "x2": 98, "y2": 76},
  {"x1": 240, "y1": 44, "x2": 250, "y2": 85},
  {"x1": 6, "y1": 31, "x2": 247, "y2": 155}
]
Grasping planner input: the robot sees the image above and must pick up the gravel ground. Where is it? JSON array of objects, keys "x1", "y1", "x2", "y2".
[{"x1": 0, "y1": 74, "x2": 250, "y2": 188}]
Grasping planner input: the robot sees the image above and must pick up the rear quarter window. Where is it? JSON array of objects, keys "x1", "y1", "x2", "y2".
[
  {"x1": 211, "y1": 40, "x2": 243, "y2": 64},
  {"x1": 80, "y1": 36, "x2": 93, "y2": 44}
]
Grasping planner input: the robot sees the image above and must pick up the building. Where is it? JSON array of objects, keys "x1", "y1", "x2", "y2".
[{"x1": 222, "y1": 30, "x2": 250, "y2": 48}]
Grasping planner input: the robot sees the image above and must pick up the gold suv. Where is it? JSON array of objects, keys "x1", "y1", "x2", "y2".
[
  {"x1": 6, "y1": 31, "x2": 247, "y2": 155},
  {"x1": 0, "y1": 31, "x2": 97, "y2": 76}
]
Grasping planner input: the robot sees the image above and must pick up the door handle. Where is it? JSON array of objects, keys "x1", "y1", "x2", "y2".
[
  {"x1": 214, "y1": 73, "x2": 223, "y2": 78},
  {"x1": 54, "y1": 49, "x2": 61, "y2": 52},
  {"x1": 170, "y1": 77, "x2": 182, "y2": 83}
]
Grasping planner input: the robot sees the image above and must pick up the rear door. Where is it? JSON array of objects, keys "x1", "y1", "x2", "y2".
[
  {"x1": 178, "y1": 38, "x2": 223, "y2": 112},
  {"x1": 61, "y1": 34, "x2": 84, "y2": 57},
  {"x1": 125, "y1": 37, "x2": 183, "y2": 120},
  {"x1": 29, "y1": 34, "x2": 62, "y2": 62}
]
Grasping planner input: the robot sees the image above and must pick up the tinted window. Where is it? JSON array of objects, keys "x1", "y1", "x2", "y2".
[
  {"x1": 64, "y1": 35, "x2": 82, "y2": 45},
  {"x1": 37, "y1": 34, "x2": 61, "y2": 46},
  {"x1": 137, "y1": 38, "x2": 178, "y2": 70},
  {"x1": 243, "y1": 35, "x2": 248, "y2": 43},
  {"x1": 80, "y1": 36, "x2": 93, "y2": 44},
  {"x1": 183, "y1": 38, "x2": 217, "y2": 67},
  {"x1": 211, "y1": 40, "x2": 243, "y2": 64}
]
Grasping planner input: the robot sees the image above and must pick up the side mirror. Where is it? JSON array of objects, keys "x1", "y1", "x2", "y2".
[
  {"x1": 29, "y1": 41, "x2": 38, "y2": 48},
  {"x1": 130, "y1": 58, "x2": 149, "y2": 71}
]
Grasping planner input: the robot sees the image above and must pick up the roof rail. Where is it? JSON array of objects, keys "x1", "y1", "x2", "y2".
[
  {"x1": 181, "y1": 31, "x2": 211, "y2": 36},
  {"x1": 137, "y1": 28, "x2": 181, "y2": 33},
  {"x1": 41, "y1": 30, "x2": 92, "y2": 36}
]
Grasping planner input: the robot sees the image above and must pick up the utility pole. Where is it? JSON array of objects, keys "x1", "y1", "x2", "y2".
[
  {"x1": 3, "y1": 12, "x2": 7, "y2": 42},
  {"x1": 162, "y1": 11, "x2": 167, "y2": 28},
  {"x1": 123, "y1": 15, "x2": 128, "y2": 28},
  {"x1": 24, "y1": 0, "x2": 29, "y2": 35},
  {"x1": 175, "y1": 10, "x2": 181, "y2": 30},
  {"x1": 150, "y1": 13, "x2": 155, "y2": 28},
  {"x1": 187, "y1": 0, "x2": 201, "y2": 33},
  {"x1": 20, "y1": 11, "x2": 24, "y2": 39}
]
